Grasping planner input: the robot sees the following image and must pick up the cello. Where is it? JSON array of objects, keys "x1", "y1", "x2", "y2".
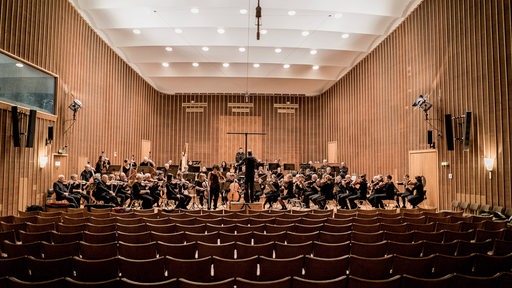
[{"x1": 227, "y1": 180, "x2": 241, "y2": 202}]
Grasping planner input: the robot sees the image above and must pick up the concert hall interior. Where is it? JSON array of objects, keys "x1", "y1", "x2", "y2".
[{"x1": 0, "y1": 0, "x2": 511, "y2": 215}]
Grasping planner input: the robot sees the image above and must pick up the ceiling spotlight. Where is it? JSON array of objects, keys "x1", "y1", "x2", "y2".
[
  {"x1": 132, "y1": 29, "x2": 141, "y2": 34},
  {"x1": 341, "y1": 33, "x2": 350, "y2": 39},
  {"x1": 217, "y1": 28, "x2": 225, "y2": 34},
  {"x1": 274, "y1": 48, "x2": 282, "y2": 53},
  {"x1": 240, "y1": 8, "x2": 248, "y2": 14},
  {"x1": 165, "y1": 47, "x2": 173, "y2": 52},
  {"x1": 222, "y1": 63, "x2": 230, "y2": 67},
  {"x1": 192, "y1": 62, "x2": 199, "y2": 67},
  {"x1": 412, "y1": 95, "x2": 433, "y2": 114},
  {"x1": 310, "y1": 49, "x2": 318, "y2": 55},
  {"x1": 302, "y1": 31, "x2": 310, "y2": 36},
  {"x1": 260, "y1": 29, "x2": 268, "y2": 35},
  {"x1": 334, "y1": 13, "x2": 343, "y2": 19},
  {"x1": 162, "y1": 62, "x2": 170, "y2": 67},
  {"x1": 283, "y1": 64, "x2": 290, "y2": 69},
  {"x1": 202, "y1": 46, "x2": 209, "y2": 52},
  {"x1": 238, "y1": 47, "x2": 246, "y2": 52},
  {"x1": 190, "y1": 7, "x2": 199, "y2": 14},
  {"x1": 68, "y1": 99, "x2": 83, "y2": 120},
  {"x1": 312, "y1": 65, "x2": 319, "y2": 70},
  {"x1": 174, "y1": 28, "x2": 183, "y2": 34},
  {"x1": 253, "y1": 63, "x2": 260, "y2": 68},
  {"x1": 288, "y1": 10, "x2": 296, "y2": 16},
  {"x1": 15, "y1": 63, "x2": 24, "y2": 68}
]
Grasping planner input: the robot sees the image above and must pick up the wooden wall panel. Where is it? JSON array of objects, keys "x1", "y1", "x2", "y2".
[{"x1": 318, "y1": 0, "x2": 511, "y2": 210}]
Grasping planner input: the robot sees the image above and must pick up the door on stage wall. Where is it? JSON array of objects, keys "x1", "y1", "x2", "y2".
[
  {"x1": 141, "y1": 140, "x2": 151, "y2": 161},
  {"x1": 409, "y1": 150, "x2": 439, "y2": 209},
  {"x1": 328, "y1": 141, "x2": 337, "y2": 163}
]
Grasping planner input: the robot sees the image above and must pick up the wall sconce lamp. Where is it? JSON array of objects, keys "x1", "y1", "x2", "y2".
[
  {"x1": 55, "y1": 161, "x2": 61, "y2": 168},
  {"x1": 39, "y1": 156, "x2": 48, "y2": 169},
  {"x1": 484, "y1": 157, "x2": 494, "y2": 179}
]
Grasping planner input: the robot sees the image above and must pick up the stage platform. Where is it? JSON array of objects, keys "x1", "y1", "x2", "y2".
[{"x1": 228, "y1": 202, "x2": 264, "y2": 212}]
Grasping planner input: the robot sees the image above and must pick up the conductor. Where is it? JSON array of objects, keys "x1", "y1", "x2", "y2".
[{"x1": 237, "y1": 149, "x2": 257, "y2": 203}]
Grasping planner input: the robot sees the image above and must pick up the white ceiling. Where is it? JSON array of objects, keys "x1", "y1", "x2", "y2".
[{"x1": 69, "y1": 0, "x2": 422, "y2": 96}]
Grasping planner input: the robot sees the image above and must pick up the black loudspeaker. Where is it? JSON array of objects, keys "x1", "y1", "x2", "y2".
[
  {"x1": 427, "y1": 130, "x2": 433, "y2": 145},
  {"x1": 11, "y1": 106, "x2": 21, "y2": 147},
  {"x1": 445, "y1": 114, "x2": 454, "y2": 151},
  {"x1": 463, "y1": 111, "x2": 472, "y2": 151},
  {"x1": 26, "y1": 109, "x2": 36, "y2": 148},
  {"x1": 47, "y1": 125, "x2": 54, "y2": 143}
]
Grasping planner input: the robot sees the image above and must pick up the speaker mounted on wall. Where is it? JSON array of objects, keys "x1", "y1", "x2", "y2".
[
  {"x1": 26, "y1": 109, "x2": 37, "y2": 148},
  {"x1": 444, "y1": 114, "x2": 455, "y2": 151},
  {"x1": 427, "y1": 130, "x2": 434, "y2": 149},
  {"x1": 46, "y1": 125, "x2": 54, "y2": 146},
  {"x1": 462, "y1": 111, "x2": 472, "y2": 151},
  {"x1": 11, "y1": 106, "x2": 21, "y2": 147}
]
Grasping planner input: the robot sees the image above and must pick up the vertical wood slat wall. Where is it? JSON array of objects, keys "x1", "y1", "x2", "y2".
[
  {"x1": 0, "y1": 0, "x2": 321, "y2": 215},
  {"x1": 0, "y1": 0, "x2": 510, "y2": 214},
  {"x1": 318, "y1": 0, "x2": 511, "y2": 210}
]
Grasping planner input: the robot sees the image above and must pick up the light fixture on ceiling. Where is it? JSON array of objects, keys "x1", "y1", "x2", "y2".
[
  {"x1": 217, "y1": 28, "x2": 225, "y2": 34},
  {"x1": 334, "y1": 13, "x2": 343, "y2": 19},
  {"x1": 260, "y1": 29, "x2": 268, "y2": 35},
  {"x1": 202, "y1": 46, "x2": 209, "y2": 52},
  {"x1": 341, "y1": 33, "x2": 350, "y2": 39},
  {"x1": 239, "y1": 47, "x2": 246, "y2": 52},
  {"x1": 165, "y1": 47, "x2": 173, "y2": 52},
  {"x1": 192, "y1": 62, "x2": 199, "y2": 67},
  {"x1": 275, "y1": 102, "x2": 299, "y2": 113},
  {"x1": 15, "y1": 63, "x2": 24, "y2": 68},
  {"x1": 132, "y1": 29, "x2": 141, "y2": 34},
  {"x1": 68, "y1": 99, "x2": 82, "y2": 120},
  {"x1": 162, "y1": 62, "x2": 169, "y2": 67},
  {"x1": 255, "y1": 0, "x2": 262, "y2": 40},
  {"x1": 302, "y1": 31, "x2": 310, "y2": 36},
  {"x1": 240, "y1": 8, "x2": 248, "y2": 15},
  {"x1": 190, "y1": 7, "x2": 199, "y2": 14},
  {"x1": 274, "y1": 48, "x2": 282, "y2": 53},
  {"x1": 288, "y1": 10, "x2": 296, "y2": 16},
  {"x1": 182, "y1": 101, "x2": 207, "y2": 113},
  {"x1": 310, "y1": 49, "x2": 318, "y2": 55},
  {"x1": 174, "y1": 28, "x2": 183, "y2": 34},
  {"x1": 228, "y1": 103, "x2": 254, "y2": 108}
]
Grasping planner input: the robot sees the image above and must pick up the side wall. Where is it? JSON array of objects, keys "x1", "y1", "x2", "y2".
[{"x1": 319, "y1": 0, "x2": 511, "y2": 209}]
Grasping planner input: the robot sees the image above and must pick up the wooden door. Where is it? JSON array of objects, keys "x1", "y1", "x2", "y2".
[
  {"x1": 409, "y1": 150, "x2": 439, "y2": 209},
  {"x1": 52, "y1": 154, "x2": 69, "y2": 180}
]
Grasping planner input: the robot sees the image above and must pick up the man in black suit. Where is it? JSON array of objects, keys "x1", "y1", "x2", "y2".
[
  {"x1": 237, "y1": 149, "x2": 257, "y2": 203},
  {"x1": 235, "y1": 147, "x2": 245, "y2": 173},
  {"x1": 53, "y1": 175, "x2": 80, "y2": 208}
]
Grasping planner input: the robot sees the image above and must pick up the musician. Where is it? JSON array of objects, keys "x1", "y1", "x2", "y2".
[
  {"x1": 115, "y1": 173, "x2": 132, "y2": 206},
  {"x1": 308, "y1": 161, "x2": 317, "y2": 173},
  {"x1": 368, "y1": 175, "x2": 385, "y2": 208},
  {"x1": 139, "y1": 157, "x2": 155, "y2": 167},
  {"x1": 263, "y1": 174, "x2": 281, "y2": 209},
  {"x1": 319, "y1": 159, "x2": 329, "y2": 170},
  {"x1": 173, "y1": 172, "x2": 192, "y2": 208},
  {"x1": 303, "y1": 174, "x2": 320, "y2": 209},
  {"x1": 277, "y1": 174, "x2": 295, "y2": 210},
  {"x1": 95, "y1": 155, "x2": 110, "y2": 174},
  {"x1": 68, "y1": 174, "x2": 90, "y2": 204},
  {"x1": 235, "y1": 147, "x2": 245, "y2": 173},
  {"x1": 92, "y1": 174, "x2": 120, "y2": 206},
  {"x1": 407, "y1": 176, "x2": 426, "y2": 208},
  {"x1": 274, "y1": 167, "x2": 284, "y2": 180},
  {"x1": 325, "y1": 167, "x2": 335, "y2": 178},
  {"x1": 220, "y1": 161, "x2": 229, "y2": 173},
  {"x1": 236, "y1": 149, "x2": 258, "y2": 203},
  {"x1": 194, "y1": 173, "x2": 207, "y2": 207},
  {"x1": 148, "y1": 171, "x2": 164, "y2": 206},
  {"x1": 164, "y1": 174, "x2": 188, "y2": 209},
  {"x1": 208, "y1": 164, "x2": 222, "y2": 210},
  {"x1": 132, "y1": 174, "x2": 154, "y2": 209},
  {"x1": 337, "y1": 175, "x2": 355, "y2": 209},
  {"x1": 80, "y1": 164, "x2": 94, "y2": 182},
  {"x1": 222, "y1": 172, "x2": 235, "y2": 205},
  {"x1": 53, "y1": 175, "x2": 80, "y2": 208},
  {"x1": 397, "y1": 174, "x2": 414, "y2": 208},
  {"x1": 294, "y1": 174, "x2": 306, "y2": 200},
  {"x1": 339, "y1": 162, "x2": 349, "y2": 177},
  {"x1": 347, "y1": 174, "x2": 368, "y2": 209},
  {"x1": 310, "y1": 174, "x2": 334, "y2": 209}
]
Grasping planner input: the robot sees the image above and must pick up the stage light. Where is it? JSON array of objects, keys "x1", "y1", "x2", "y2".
[{"x1": 68, "y1": 99, "x2": 82, "y2": 120}]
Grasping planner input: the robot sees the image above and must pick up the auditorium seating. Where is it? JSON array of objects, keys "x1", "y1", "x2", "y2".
[{"x1": 0, "y1": 209, "x2": 510, "y2": 287}]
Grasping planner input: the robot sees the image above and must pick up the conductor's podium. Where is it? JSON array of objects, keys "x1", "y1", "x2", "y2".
[{"x1": 229, "y1": 201, "x2": 264, "y2": 211}]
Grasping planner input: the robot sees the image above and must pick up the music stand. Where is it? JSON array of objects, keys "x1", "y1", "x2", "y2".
[
  {"x1": 183, "y1": 173, "x2": 197, "y2": 183},
  {"x1": 188, "y1": 166, "x2": 200, "y2": 173},
  {"x1": 107, "y1": 165, "x2": 121, "y2": 174},
  {"x1": 137, "y1": 166, "x2": 153, "y2": 174},
  {"x1": 268, "y1": 163, "x2": 279, "y2": 172},
  {"x1": 169, "y1": 165, "x2": 179, "y2": 175},
  {"x1": 283, "y1": 163, "x2": 295, "y2": 171}
]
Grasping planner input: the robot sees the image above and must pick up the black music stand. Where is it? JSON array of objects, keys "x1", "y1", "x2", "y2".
[
  {"x1": 137, "y1": 166, "x2": 153, "y2": 174},
  {"x1": 169, "y1": 165, "x2": 179, "y2": 176},
  {"x1": 188, "y1": 166, "x2": 200, "y2": 173},
  {"x1": 268, "y1": 163, "x2": 279, "y2": 172},
  {"x1": 107, "y1": 165, "x2": 121, "y2": 174},
  {"x1": 283, "y1": 163, "x2": 295, "y2": 171}
]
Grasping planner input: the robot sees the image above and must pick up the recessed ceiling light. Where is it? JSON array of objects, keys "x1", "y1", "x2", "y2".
[
  {"x1": 15, "y1": 63, "x2": 24, "y2": 68},
  {"x1": 217, "y1": 28, "x2": 225, "y2": 34},
  {"x1": 283, "y1": 64, "x2": 290, "y2": 69},
  {"x1": 165, "y1": 47, "x2": 173, "y2": 52},
  {"x1": 310, "y1": 49, "x2": 318, "y2": 55},
  {"x1": 334, "y1": 13, "x2": 343, "y2": 19},
  {"x1": 238, "y1": 47, "x2": 246, "y2": 52},
  {"x1": 174, "y1": 28, "x2": 183, "y2": 34},
  {"x1": 312, "y1": 65, "x2": 319, "y2": 70},
  {"x1": 341, "y1": 33, "x2": 350, "y2": 39},
  {"x1": 192, "y1": 62, "x2": 199, "y2": 67},
  {"x1": 162, "y1": 62, "x2": 170, "y2": 67},
  {"x1": 240, "y1": 8, "x2": 248, "y2": 14},
  {"x1": 288, "y1": 10, "x2": 296, "y2": 16},
  {"x1": 190, "y1": 8, "x2": 199, "y2": 14},
  {"x1": 302, "y1": 31, "x2": 310, "y2": 36},
  {"x1": 260, "y1": 29, "x2": 268, "y2": 35},
  {"x1": 202, "y1": 46, "x2": 209, "y2": 52},
  {"x1": 222, "y1": 63, "x2": 230, "y2": 67},
  {"x1": 253, "y1": 63, "x2": 260, "y2": 68},
  {"x1": 132, "y1": 29, "x2": 141, "y2": 34},
  {"x1": 274, "y1": 48, "x2": 282, "y2": 53}
]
